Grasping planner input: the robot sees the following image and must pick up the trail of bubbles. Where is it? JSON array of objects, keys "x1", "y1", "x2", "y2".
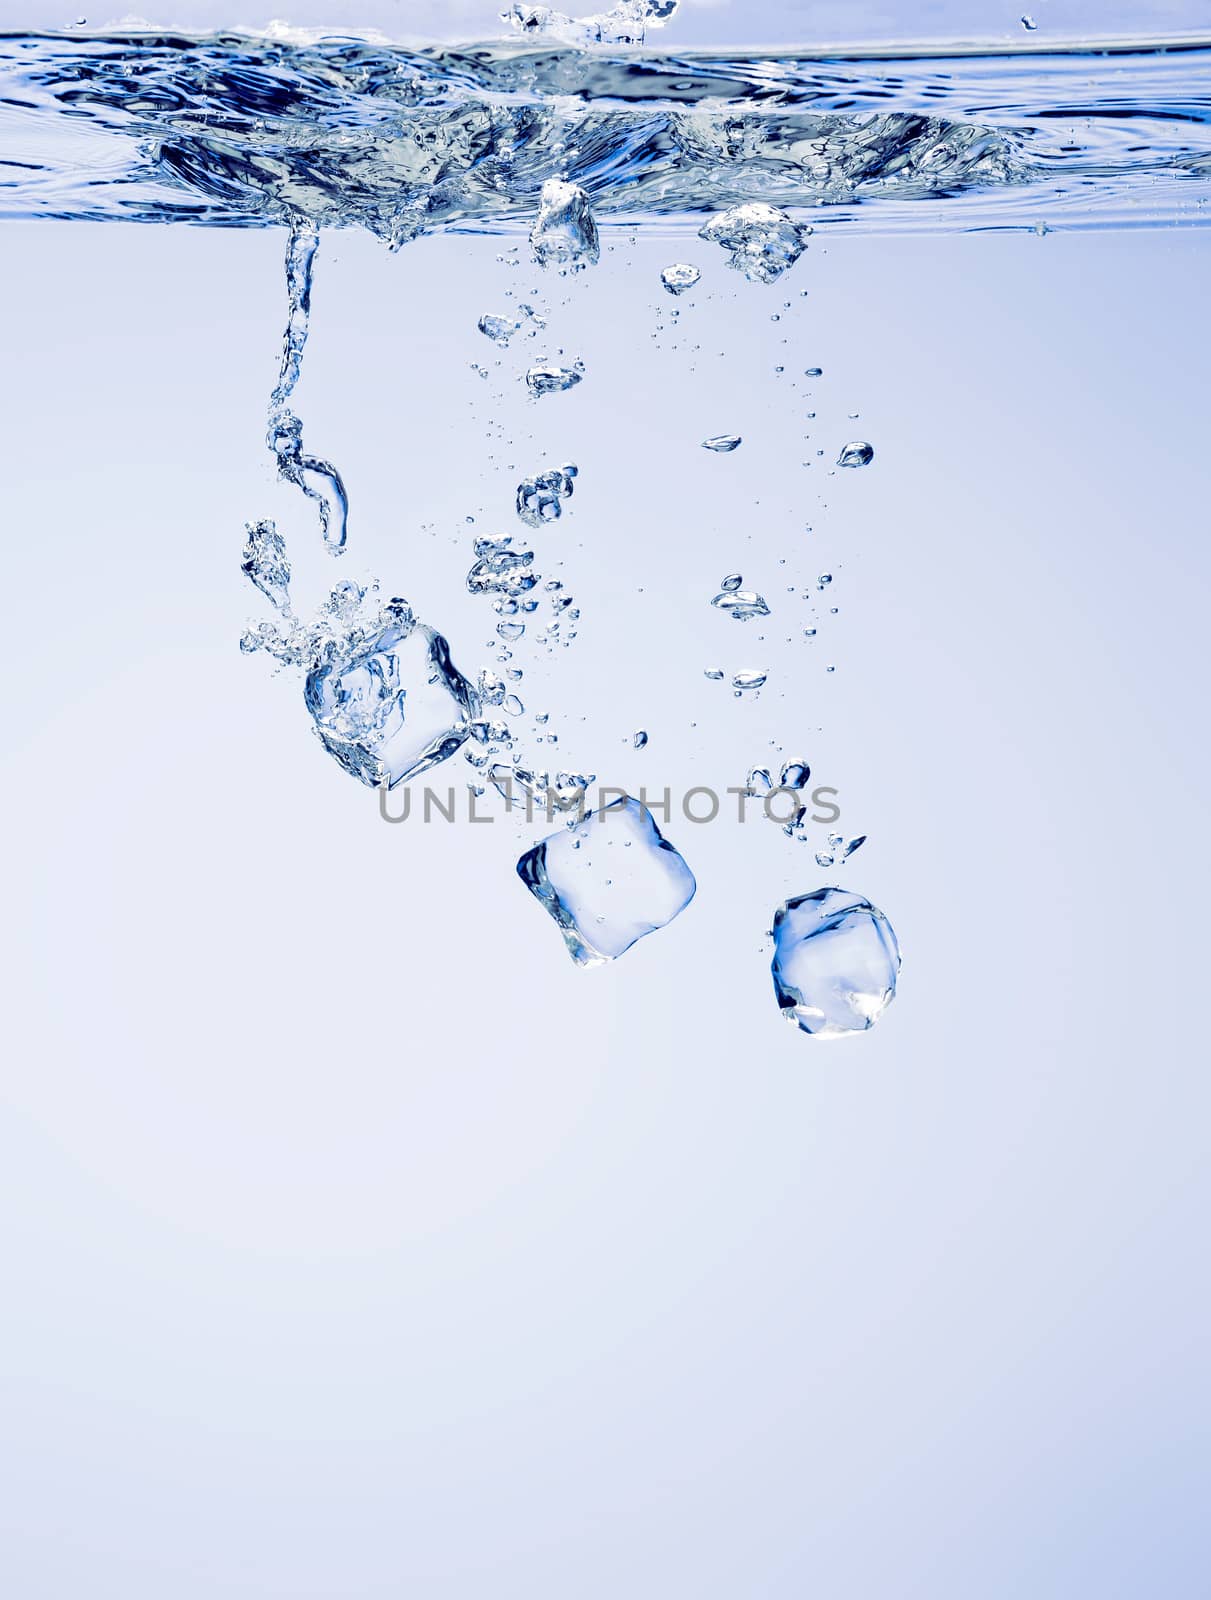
[{"x1": 266, "y1": 220, "x2": 349, "y2": 553}]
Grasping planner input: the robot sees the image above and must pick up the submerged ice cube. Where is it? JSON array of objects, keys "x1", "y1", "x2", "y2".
[
  {"x1": 517, "y1": 795, "x2": 696, "y2": 967},
  {"x1": 530, "y1": 178, "x2": 600, "y2": 271},
  {"x1": 771, "y1": 888, "x2": 900, "y2": 1038},
  {"x1": 699, "y1": 202, "x2": 810, "y2": 285},
  {"x1": 304, "y1": 615, "x2": 477, "y2": 789}
]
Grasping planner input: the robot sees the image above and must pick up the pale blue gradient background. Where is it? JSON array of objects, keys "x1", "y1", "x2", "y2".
[{"x1": 1, "y1": 73, "x2": 1210, "y2": 1600}]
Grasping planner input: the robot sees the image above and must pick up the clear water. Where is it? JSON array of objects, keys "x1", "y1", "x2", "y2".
[
  {"x1": 4, "y1": 13, "x2": 1210, "y2": 1593},
  {"x1": 7, "y1": 17, "x2": 1208, "y2": 1010}
]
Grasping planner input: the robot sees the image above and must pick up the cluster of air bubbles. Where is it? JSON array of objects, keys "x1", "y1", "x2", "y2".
[
  {"x1": 477, "y1": 669, "x2": 526, "y2": 719},
  {"x1": 702, "y1": 434, "x2": 742, "y2": 452},
  {"x1": 240, "y1": 519, "x2": 291, "y2": 613},
  {"x1": 516, "y1": 464, "x2": 577, "y2": 527},
  {"x1": 477, "y1": 304, "x2": 543, "y2": 346},
  {"x1": 467, "y1": 536, "x2": 538, "y2": 600},
  {"x1": 488, "y1": 763, "x2": 597, "y2": 818},
  {"x1": 526, "y1": 359, "x2": 585, "y2": 397},
  {"x1": 535, "y1": 578, "x2": 581, "y2": 651},
  {"x1": 699, "y1": 203, "x2": 811, "y2": 285},
  {"x1": 746, "y1": 760, "x2": 821, "y2": 839},
  {"x1": 660, "y1": 262, "x2": 701, "y2": 296},
  {"x1": 530, "y1": 178, "x2": 600, "y2": 272},
  {"x1": 504, "y1": 0, "x2": 680, "y2": 46},
  {"x1": 815, "y1": 832, "x2": 867, "y2": 868}
]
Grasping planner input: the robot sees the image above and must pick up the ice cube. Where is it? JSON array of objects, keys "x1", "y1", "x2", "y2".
[
  {"x1": 304, "y1": 616, "x2": 477, "y2": 789},
  {"x1": 517, "y1": 795, "x2": 697, "y2": 967},
  {"x1": 771, "y1": 887, "x2": 900, "y2": 1037}
]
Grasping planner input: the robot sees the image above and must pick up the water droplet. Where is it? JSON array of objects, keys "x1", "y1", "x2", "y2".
[
  {"x1": 702, "y1": 434, "x2": 742, "y2": 452},
  {"x1": 732, "y1": 670, "x2": 768, "y2": 691},
  {"x1": 497, "y1": 621, "x2": 526, "y2": 641},
  {"x1": 772, "y1": 888, "x2": 900, "y2": 1037},
  {"x1": 781, "y1": 761, "x2": 811, "y2": 789},
  {"x1": 517, "y1": 795, "x2": 696, "y2": 967},
  {"x1": 633, "y1": 729, "x2": 649, "y2": 749},
  {"x1": 1021, "y1": 14, "x2": 1038, "y2": 30},
  {"x1": 661, "y1": 262, "x2": 701, "y2": 295},
  {"x1": 704, "y1": 668, "x2": 725, "y2": 680},
  {"x1": 720, "y1": 573, "x2": 743, "y2": 591},
  {"x1": 817, "y1": 573, "x2": 832, "y2": 589},
  {"x1": 837, "y1": 441, "x2": 874, "y2": 468},
  {"x1": 712, "y1": 589, "x2": 770, "y2": 621},
  {"x1": 804, "y1": 366, "x2": 823, "y2": 377}
]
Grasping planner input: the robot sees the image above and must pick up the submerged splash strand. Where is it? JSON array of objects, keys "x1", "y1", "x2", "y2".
[{"x1": 266, "y1": 222, "x2": 350, "y2": 552}]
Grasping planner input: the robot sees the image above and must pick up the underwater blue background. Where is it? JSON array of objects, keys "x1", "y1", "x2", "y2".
[{"x1": 1, "y1": 15, "x2": 1209, "y2": 1593}]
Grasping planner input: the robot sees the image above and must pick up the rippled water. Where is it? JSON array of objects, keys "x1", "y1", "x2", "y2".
[{"x1": 3, "y1": 29, "x2": 1210, "y2": 235}]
